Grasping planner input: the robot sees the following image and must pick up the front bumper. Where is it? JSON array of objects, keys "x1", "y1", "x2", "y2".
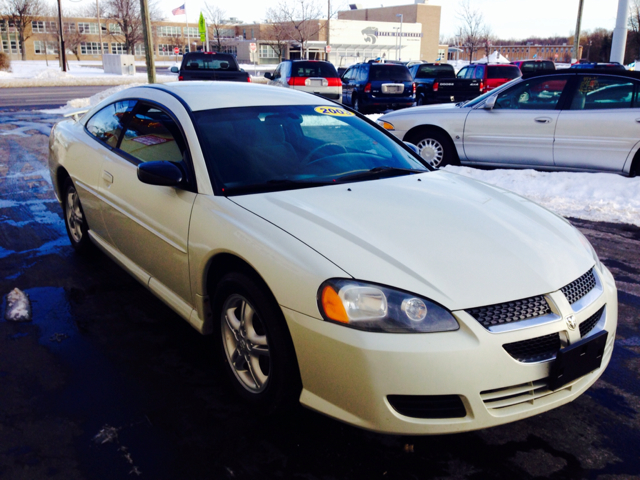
[{"x1": 284, "y1": 264, "x2": 617, "y2": 435}]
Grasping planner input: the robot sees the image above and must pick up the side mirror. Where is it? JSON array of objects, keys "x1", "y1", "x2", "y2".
[
  {"x1": 264, "y1": 72, "x2": 273, "y2": 80},
  {"x1": 484, "y1": 95, "x2": 497, "y2": 110},
  {"x1": 341, "y1": 78, "x2": 349, "y2": 84},
  {"x1": 170, "y1": 66, "x2": 179, "y2": 73},
  {"x1": 137, "y1": 161, "x2": 183, "y2": 187},
  {"x1": 403, "y1": 142, "x2": 420, "y2": 155}
]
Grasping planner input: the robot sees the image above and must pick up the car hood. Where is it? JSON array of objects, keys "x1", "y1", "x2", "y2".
[{"x1": 230, "y1": 171, "x2": 594, "y2": 311}]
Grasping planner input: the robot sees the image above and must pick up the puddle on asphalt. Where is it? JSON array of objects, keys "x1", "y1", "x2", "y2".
[{"x1": 2, "y1": 286, "x2": 176, "y2": 478}]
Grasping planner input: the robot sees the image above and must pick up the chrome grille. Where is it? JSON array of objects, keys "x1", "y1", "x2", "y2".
[
  {"x1": 503, "y1": 333, "x2": 561, "y2": 363},
  {"x1": 579, "y1": 305, "x2": 605, "y2": 337},
  {"x1": 561, "y1": 268, "x2": 596, "y2": 305},
  {"x1": 467, "y1": 295, "x2": 551, "y2": 329}
]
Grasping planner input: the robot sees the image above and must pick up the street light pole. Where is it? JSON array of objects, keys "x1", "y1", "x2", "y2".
[
  {"x1": 56, "y1": 0, "x2": 67, "y2": 72},
  {"x1": 96, "y1": 0, "x2": 103, "y2": 62},
  {"x1": 139, "y1": 0, "x2": 156, "y2": 83},
  {"x1": 572, "y1": 0, "x2": 585, "y2": 62},
  {"x1": 396, "y1": 13, "x2": 403, "y2": 61}
]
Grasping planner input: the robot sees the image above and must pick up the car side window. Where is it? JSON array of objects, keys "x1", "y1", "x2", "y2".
[
  {"x1": 342, "y1": 68, "x2": 353, "y2": 80},
  {"x1": 495, "y1": 76, "x2": 569, "y2": 110},
  {"x1": 474, "y1": 65, "x2": 485, "y2": 79},
  {"x1": 358, "y1": 64, "x2": 369, "y2": 82},
  {"x1": 272, "y1": 64, "x2": 281, "y2": 80},
  {"x1": 85, "y1": 100, "x2": 137, "y2": 148},
  {"x1": 570, "y1": 76, "x2": 635, "y2": 110},
  {"x1": 118, "y1": 104, "x2": 186, "y2": 164}
]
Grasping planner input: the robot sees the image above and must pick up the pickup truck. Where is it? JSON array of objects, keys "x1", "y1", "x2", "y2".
[
  {"x1": 408, "y1": 63, "x2": 481, "y2": 105},
  {"x1": 170, "y1": 52, "x2": 251, "y2": 82}
]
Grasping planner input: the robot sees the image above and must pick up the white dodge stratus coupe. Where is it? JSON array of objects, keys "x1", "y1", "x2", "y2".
[{"x1": 49, "y1": 82, "x2": 617, "y2": 435}]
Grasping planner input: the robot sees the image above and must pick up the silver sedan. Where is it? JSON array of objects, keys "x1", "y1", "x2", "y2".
[{"x1": 378, "y1": 70, "x2": 640, "y2": 176}]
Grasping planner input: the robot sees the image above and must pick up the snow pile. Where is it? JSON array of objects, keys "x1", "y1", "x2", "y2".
[
  {"x1": 444, "y1": 166, "x2": 640, "y2": 227},
  {"x1": 4, "y1": 288, "x2": 31, "y2": 322},
  {"x1": 34, "y1": 69, "x2": 70, "y2": 79}
]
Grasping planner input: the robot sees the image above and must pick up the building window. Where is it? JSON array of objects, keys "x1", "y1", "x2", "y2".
[
  {"x1": 217, "y1": 45, "x2": 237, "y2": 55},
  {"x1": 111, "y1": 43, "x2": 126, "y2": 54},
  {"x1": 183, "y1": 26, "x2": 198, "y2": 37},
  {"x1": 157, "y1": 26, "x2": 181, "y2": 37},
  {"x1": 78, "y1": 22, "x2": 106, "y2": 35},
  {"x1": 158, "y1": 44, "x2": 182, "y2": 55},
  {"x1": 134, "y1": 44, "x2": 146, "y2": 56},
  {"x1": 1, "y1": 20, "x2": 17, "y2": 33},
  {"x1": 109, "y1": 23, "x2": 123, "y2": 34},
  {"x1": 437, "y1": 48, "x2": 445, "y2": 61},
  {"x1": 2, "y1": 40, "x2": 21, "y2": 54},
  {"x1": 64, "y1": 22, "x2": 75, "y2": 34},
  {"x1": 32, "y1": 21, "x2": 46, "y2": 33},
  {"x1": 34, "y1": 40, "x2": 58, "y2": 55},
  {"x1": 259, "y1": 44, "x2": 277, "y2": 58},
  {"x1": 80, "y1": 42, "x2": 107, "y2": 55}
]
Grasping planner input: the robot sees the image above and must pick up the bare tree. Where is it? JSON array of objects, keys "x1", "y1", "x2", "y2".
[
  {"x1": 0, "y1": 0, "x2": 46, "y2": 60},
  {"x1": 203, "y1": 3, "x2": 228, "y2": 52},
  {"x1": 91, "y1": 0, "x2": 159, "y2": 55},
  {"x1": 264, "y1": 6, "x2": 295, "y2": 61},
  {"x1": 271, "y1": 0, "x2": 325, "y2": 59},
  {"x1": 456, "y1": 0, "x2": 491, "y2": 62}
]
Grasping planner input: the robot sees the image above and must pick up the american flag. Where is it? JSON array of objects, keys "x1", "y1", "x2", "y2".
[{"x1": 172, "y1": 4, "x2": 186, "y2": 15}]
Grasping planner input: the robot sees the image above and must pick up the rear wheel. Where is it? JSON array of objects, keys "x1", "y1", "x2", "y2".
[
  {"x1": 353, "y1": 96, "x2": 366, "y2": 114},
  {"x1": 405, "y1": 129, "x2": 458, "y2": 169},
  {"x1": 213, "y1": 272, "x2": 301, "y2": 414},
  {"x1": 62, "y1": 178, "x2": 93, "y2": 253}
]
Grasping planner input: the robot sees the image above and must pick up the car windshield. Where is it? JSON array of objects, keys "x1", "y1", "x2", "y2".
[
  {"x1": 291, "y1": 61, "x2": 339, "y2": 78},
  {"x1": 371, "y1": 65, "x2": 412, "y2": 82},
  {"x1": 462, "y1": 78, "x2": 521, "y2": 107},
  {"x1": 194, "y1": 105, "x2": 428, "y2": 195},
  {"x1": 415, "y1": 65, "x2": 455, "y2": 78},
  {"x1": 519, "y1": 61, "x2": 555, "y2": 73},
  {"x1": 487, "y1": 65, "x2": 521, "y2": 79},
  {"x1": 182, "y1": 54, "x2": 237, "y2": 71}
]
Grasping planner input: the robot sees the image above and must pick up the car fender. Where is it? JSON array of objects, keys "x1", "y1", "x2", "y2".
[{"x1": 622, "y1": 138, "x2": 640, "y2": 176}]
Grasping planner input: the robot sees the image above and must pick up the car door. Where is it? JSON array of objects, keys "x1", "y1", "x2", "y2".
[
  {"x1": 554, "y1": 74, "x2": 640, "y2": 172},
  {"x1": 268, "y1": 63, "x2": 282, "y2": 87},
  {"x1": 463, "y1": 75, "x2": 570, "y2": 166},
  {"x1": 98, "y1": 99, "x2": 197, "y2": 305},
  {"x1": 341, "y1": 66, "x2": 357, "y2": 104}
]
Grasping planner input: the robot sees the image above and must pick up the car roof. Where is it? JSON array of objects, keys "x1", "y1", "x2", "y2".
[
  {"x1": 521, "y1": 69, "x2": 640, "y2": 80},
  {"x1": 129, "y1": 82, "x2": 325, "y2": 112}
]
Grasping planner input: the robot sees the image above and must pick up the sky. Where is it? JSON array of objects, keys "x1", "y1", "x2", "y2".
[{"x1": 62, "y1": 0, "x2": 624, "y2": 41}]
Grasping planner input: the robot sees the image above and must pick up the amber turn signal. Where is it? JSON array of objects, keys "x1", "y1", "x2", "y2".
[{"x1": 321, "y1": 285, "x2": 349, "y2": 323}]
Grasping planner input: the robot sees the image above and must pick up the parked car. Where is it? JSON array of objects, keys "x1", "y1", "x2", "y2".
[
  {"x1": 512, "y1": 59, "x2": 556, "y2": 74},
  {"x1": 457, "y1": 63, "x2": 522, "y2": 93},
  {"x1": 570, "y1": 62, "x2": 626, "y2": 71},
  {"x1": 170, "y1": 52, "x2": 251, "y2": 82},
  {"x1": 377, "y1": 69, "x2": 640, "y2": 177},
  {"x1": 264, "y1": 60, "x2": 342, "y2": 100},
  {"x1": 49, "y1": 81, "x2": 616, "y2": 435},
  {"x1": 341, "y1": 61, "x2": 415, "y2": 113},
  {"x1": 409, "y1": 62, "x2": 483, "y2": 105}
]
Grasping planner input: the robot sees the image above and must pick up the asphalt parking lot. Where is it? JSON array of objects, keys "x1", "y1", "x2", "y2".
[{"x1": 1, "y1": 110, "x2": 639, "y2": 480}]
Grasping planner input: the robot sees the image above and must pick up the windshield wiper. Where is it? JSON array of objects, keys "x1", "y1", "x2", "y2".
[{"x1": 336, "y1": 166, "x2": 426, "y2": 183}]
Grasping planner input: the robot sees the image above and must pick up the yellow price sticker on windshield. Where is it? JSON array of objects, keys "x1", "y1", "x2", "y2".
[{"x1": 314, "y1": 106, "x2": 354, "y2": 117}]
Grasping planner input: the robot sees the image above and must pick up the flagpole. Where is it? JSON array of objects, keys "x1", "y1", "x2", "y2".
[{"x1": 184, "y1": 2, "x2": 189, "y2": 54}]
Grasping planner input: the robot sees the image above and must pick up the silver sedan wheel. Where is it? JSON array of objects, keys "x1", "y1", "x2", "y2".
[
  {"x1": 221, "y1": 294, "x2": 271, "y2": 393},
  {"x1": 65, "y1": 187, "x2": 84, "y2": 243},
  {"x1": 416, "y1": 138, "x2": 445, "y2": 168}
]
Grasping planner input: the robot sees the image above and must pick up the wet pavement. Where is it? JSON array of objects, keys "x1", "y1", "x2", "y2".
[{"x1": 0, "y1": 110, "x2": 639, "y2": 480}]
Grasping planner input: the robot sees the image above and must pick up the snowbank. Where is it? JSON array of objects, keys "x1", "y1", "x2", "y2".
[{"x1": 444, "y1": 166, "x2": 640, "y2": 227}]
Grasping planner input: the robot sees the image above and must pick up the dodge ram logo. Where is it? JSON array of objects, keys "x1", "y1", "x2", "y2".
[
  {"x1": 566, "y1": 315, "x2": 577, "y2": 330},
  {"x1": 362, "y1": 27, "x2": 378, "y2": 44}
]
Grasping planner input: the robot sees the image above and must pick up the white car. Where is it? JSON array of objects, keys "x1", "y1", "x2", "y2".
[
  {"x1": 377, "y1": 70, "x2": 640, "y2": 176},
  {"x1": 49, "y1": 81, "x2": 617, "y2": 435}
]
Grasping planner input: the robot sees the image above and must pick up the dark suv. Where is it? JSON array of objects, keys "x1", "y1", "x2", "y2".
[{"x1": 341, "y1": 62, "x2": 415, "y2": 113}]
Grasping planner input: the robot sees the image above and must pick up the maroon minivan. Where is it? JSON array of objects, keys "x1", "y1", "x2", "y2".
[{"x1": 457, "y1": 63, "x2": 521, "y2": 93}]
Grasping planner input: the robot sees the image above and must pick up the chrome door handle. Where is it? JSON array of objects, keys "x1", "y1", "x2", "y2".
[
  {"x1": 534, "y1": 117, "x2": 551, "y2": 124},
  {"x1": 102, "y1": 171, "x2": 113, "y2": 184}
]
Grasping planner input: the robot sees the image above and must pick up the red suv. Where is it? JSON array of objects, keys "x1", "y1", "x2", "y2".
[{"x1": 457, "y1": 63, "x2": 521, "y2": 93}]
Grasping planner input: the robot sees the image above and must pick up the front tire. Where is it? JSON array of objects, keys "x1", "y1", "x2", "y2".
[
  {"x1": 213, "y1": 272, "x2": 301, "y2": 414},
  {"x1": 405, "y1": 129, "x2": 458, "y2": 169},
  {"x1": 62, "y1": 178, "x2": 93, "y2": 253}
]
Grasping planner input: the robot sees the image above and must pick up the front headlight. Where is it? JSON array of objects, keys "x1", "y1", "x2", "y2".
[{"x1": 317, "y1": 279, "x2": 459, "y2": 333}]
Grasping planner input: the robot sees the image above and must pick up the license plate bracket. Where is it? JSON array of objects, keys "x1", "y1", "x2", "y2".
[{"x1": 548, "y1": 330, "x2": 607, "y2": 391}]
